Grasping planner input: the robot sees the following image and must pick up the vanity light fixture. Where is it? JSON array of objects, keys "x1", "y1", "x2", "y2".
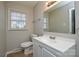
[{"x1": 46, "y1": 1, "x2": 56, "y2": 7}]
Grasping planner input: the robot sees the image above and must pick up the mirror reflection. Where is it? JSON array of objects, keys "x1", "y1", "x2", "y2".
[{"x1": 43, "y1": 2, "x2": 75, "y2": 34}]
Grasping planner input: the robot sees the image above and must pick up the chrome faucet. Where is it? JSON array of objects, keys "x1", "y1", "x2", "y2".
[{"x1": 49, "y1": 36, "x2": 56, "y2": 40}]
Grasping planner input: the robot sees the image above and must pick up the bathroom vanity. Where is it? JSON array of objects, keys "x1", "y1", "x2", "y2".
[
  {"x1": 32, "y1": 1, "x2": 76, "y2": 57},
  {"x1": 32, "y1": 34, "x2": 75, "y2": 57}
]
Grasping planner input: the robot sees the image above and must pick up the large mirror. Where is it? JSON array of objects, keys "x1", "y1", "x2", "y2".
[{"x1": 43, "y1": 1, "x2": 75, "y2": 34}]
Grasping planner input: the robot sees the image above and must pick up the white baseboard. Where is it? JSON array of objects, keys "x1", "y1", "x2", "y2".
[{"x1": 5, "y1": 48, "x2": 22, "y2": 57}]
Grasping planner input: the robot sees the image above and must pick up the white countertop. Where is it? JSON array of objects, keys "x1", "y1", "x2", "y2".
[{"x1": 32, "y1": 35, "x2": 75, "y2": 53}]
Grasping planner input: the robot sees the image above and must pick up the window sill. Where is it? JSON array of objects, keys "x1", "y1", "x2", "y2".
[{"x1": 8, "y1": 29, "x2": 28, "y2": 31}]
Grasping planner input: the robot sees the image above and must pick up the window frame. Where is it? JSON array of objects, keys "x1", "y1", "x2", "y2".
[{"x1": 8, "y1": 9, "x2": 27, "y2": 31}]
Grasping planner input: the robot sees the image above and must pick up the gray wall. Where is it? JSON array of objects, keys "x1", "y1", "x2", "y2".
[
  {"x1": 0, "y1": 2, "x2": 6, "y2": 56},
  {"x1": 48, "y1": 2, "x2": 74, "y2": 33},
  {"x1": 5, "y1": 2, "x2": 34, "y2": 52},
  {"x1": 34, "y1": 1, "x2": 46, "y2": 35}
]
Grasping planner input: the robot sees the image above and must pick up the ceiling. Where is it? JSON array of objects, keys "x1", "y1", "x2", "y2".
[{"x1": 7, "y1": 1, "x2": 38, "y2": 7}]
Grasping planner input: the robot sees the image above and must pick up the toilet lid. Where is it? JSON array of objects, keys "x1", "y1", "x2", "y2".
[{"x1": 21, "y1": 41, "x2": 33, "y2": 48}]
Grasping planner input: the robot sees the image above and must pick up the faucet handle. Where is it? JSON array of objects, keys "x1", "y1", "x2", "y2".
[{"x1": 49, "y1": 36, "x2": 56, "y2": 40}]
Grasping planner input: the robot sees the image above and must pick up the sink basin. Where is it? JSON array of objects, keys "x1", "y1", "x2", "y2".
[{"x1": 33, "y1": 35, "x2": 75, "y2": 53}]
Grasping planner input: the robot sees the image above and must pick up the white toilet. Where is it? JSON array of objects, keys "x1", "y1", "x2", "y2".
[
  {"x1": 21, "y1": 34, "x2": 37, "y2": 55},
  {"x1": 21, "y1": 41, "x2": 33, "y2": 55}
]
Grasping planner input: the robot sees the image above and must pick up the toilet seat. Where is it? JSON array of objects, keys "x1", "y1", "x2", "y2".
[{"x1": 21, "y1": 41, "x2": 33, "y2": 48}]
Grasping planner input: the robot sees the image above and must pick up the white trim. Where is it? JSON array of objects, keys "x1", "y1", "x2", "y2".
[
  {"x1": 69, "y1": 8, "x2": 75, "y2": 34},
  {"x1": 5, "y1": 48, "x2": 22, "y2": 57}
]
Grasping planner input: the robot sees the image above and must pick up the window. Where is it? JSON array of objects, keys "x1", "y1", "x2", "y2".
[
  {"x1": 9, "y1": 10, "x2": 27, "y2": 30},
  {"x1": 43, "y1": 17, "x2": 48, "y2": 30}
]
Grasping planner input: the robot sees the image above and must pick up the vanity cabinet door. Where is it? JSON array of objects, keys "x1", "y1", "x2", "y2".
[
  {"x1": 42, "y1": 48, "x2": 56, "y2": 57},
  {"x1": 39, "y1": 45, "x2": 56, "y2": 57}
]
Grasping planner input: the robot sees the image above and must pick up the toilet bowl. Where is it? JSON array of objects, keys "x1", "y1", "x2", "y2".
[
  {"x1": 21, "y1": 34, "x2": 38, "y2": 55},
  {"x1": 21, "y1": 41, "x2": 33, "y2": 55}
]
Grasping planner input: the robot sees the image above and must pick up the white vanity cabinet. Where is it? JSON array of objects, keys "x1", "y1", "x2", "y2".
[
  {"x1": 32, "y1": 38, "x2": 56, "y2": 57},
  {"x1": 32, "y1": 36, "x2": 75, "y2": 57},
  {"x1": 32, "y1": 38, "x2": 62, "y2": 57}
]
